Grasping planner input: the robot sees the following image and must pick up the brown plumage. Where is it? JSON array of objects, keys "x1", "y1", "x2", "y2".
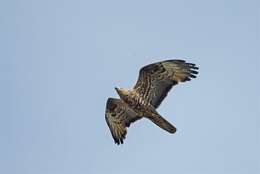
[{"x1": 105, "y1": 59, "x2": 199, "y2": 145}]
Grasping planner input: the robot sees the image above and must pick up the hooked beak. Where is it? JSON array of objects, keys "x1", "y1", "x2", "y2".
[
  {"x1": 115, "y1": 87, "x2": 122, "y2": 97},
  {"x1": 115, "y1": 87, "x2": 119, "y2": 93}
]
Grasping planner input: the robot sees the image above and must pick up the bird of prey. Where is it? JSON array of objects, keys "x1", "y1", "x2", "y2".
[{"x1": 105, "y1": 59, "x2": 199, "y2": 145}]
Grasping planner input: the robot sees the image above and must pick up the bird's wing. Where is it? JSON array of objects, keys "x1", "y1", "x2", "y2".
[
  {"x1": 105, "y1": 98, "x2": 141, "y2": 145},
  {"x1": 134, "y1": 59, "x2": 199, "y2": 108}
]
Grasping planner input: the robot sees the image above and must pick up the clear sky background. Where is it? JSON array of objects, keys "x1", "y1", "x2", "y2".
[{"x1": 1, "y1": 0, "x2": 259, "y2": 174}]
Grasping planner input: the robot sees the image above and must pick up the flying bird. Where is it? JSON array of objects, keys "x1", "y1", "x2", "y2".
[{"x1": 105, "y1": 59, "x2": 199, "y2": 145}]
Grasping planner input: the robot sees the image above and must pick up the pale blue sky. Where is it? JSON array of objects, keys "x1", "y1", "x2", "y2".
[{"x1": 1, "y1": 0, "x2": 259, "y2": 174}]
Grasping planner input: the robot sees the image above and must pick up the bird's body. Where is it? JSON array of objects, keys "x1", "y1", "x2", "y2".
[
  {"x1": 115, "y1": 88, "x2": 153, "y2": 116},
  {"x1": 105, "y1": 59, "x2": 199, "y2": 145}
]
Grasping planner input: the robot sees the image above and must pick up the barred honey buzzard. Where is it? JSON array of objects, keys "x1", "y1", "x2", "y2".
[{"x1": 105, "y1": 59, "x2": 199, "y2": 145}]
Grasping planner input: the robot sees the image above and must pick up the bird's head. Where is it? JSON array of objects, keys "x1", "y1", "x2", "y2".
[{"x1": 115, "y1": 87, "x2": 130, "y2": 99}]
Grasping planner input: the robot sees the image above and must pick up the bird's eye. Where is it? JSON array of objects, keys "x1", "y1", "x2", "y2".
[{"x1": 111, "y1": 113, "x2": 116, "y2": 117}]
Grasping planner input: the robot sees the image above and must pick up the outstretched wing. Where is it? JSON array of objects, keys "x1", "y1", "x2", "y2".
[
  {"x1": 134, "y1": 59, "x2": 199, "y2": 108},
  {"x1": 105, "y1": 98, "x2": 141, "y2": 145}
]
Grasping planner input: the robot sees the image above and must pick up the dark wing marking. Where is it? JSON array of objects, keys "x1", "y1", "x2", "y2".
[
  {"x1": 105, "y1": 98, "x2": 141, "y2": 145},
  {"x1": 134, "y1": 59, "x2": 199, "y2": 108}
]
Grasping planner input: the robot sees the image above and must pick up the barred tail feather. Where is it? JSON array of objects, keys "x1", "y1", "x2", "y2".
[{"x1": 146, "y1": 113, "x2": 176, "y2": 133}]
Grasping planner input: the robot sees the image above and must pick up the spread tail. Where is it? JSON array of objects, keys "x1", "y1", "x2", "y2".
[{"x1": 146, "y1": 113, "x2": 176, "y2": 133}]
